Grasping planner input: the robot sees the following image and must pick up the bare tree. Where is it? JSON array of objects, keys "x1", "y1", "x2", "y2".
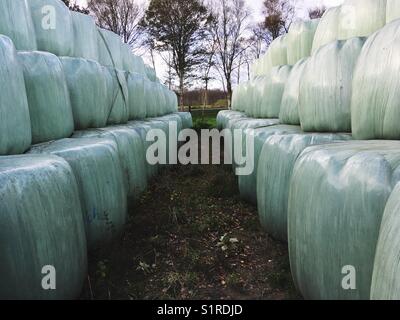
[
  {"x1": 87, "y1": 0, "x2": 144, "y2": 47},
  {"x1": 309, "y1": 6, "x2": 326, "y2": 19},
  {"x1": 211, "y1": 0, "x2": 250, "y2": 108},
  {"x1": 262, "y1": 0, "x2": 295, "y2": 40}
]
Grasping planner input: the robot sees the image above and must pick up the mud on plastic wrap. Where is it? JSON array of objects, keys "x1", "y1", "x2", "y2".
[
  {"x1": 0, "y1": 0, "x2": 37, "y2": 50},
  {"x1": 0, "y1": 36, "x2": 32, "y2": 155},
  {"x1": 28, "y1": 138, "x2": 128, "y2": 249},
  {"x1": 0, "y1": 155, "x2": 87, "y2": 300},
  {"x1": 18, "y1": 51, "x2": 74, "y2": 144},
  {"x1": 29, "y1": 0, "x2": 74, "y2": 56}
]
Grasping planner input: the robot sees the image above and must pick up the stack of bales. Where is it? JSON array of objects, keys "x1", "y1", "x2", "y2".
[{"x1": 0, "y1": 0, "x2": 191, "y2": 299}]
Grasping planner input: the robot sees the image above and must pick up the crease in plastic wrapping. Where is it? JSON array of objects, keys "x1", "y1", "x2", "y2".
[
  {"x1": 71, "y1": 11, "x2": 99, "y2": 61},
  {"x1": 73, "y1": 127, "x2": 148, "y2": 201},
  {"x1": 386, "y1": 0, "x2": 400, "y2": 23},
  {"x1": 338, "y1": 0, "x2": 386, "y2": 40},
  {"x1": 299, "y1": 37, "x2": 365, "y2": 133},
  {"x1": 311, "y1": 6, "x2": 341, "y2": 54},
  {"x1": 0, "y1": 0, "x2": 37, "y2": 50},
  {"x1": 352, "y1": 20, "x2": 400, "y2": 140},
  {"x1": 60, "y1": 57, "x2": 108, "y2": 130},
  {"x1": 28, "y1": 138, "x2": 128, "y2": 249},
  {"x1": 97, "y1": 27, "x2": 123, "y2": 70},
  {"x1": 237, "y1": 124, "x2": 301, "y2": 205},
  {"x1": 104, "y1": 67, "x2": 129, "y2": 125},
  {"x1": 279, "y1": 58, "x2": 308, "y2": 125},
  {"x1": 17, "y1": 51, "x2": 74, "y2": 144},
  {"x1": 0, "y1": 36, "x2": 32, "y2": 155},
  {"x1": 286, "y1": 19, "x2": 319, "y2": 65},
  {"x1": 0, "y1": 155, "x2": 87, "y2": 300},
  {"x1": 257, "y1": 132, "x2": 351, "y2": 241},
  {"x1": 288, "y1": 141, "x2": 400, "y2": 300},
  {"x1": 371, "y1": 182, "x2": 400, "y2": 300},
  {"x1": 29, "y1": 0, "x2": 74, "y2": 56}
]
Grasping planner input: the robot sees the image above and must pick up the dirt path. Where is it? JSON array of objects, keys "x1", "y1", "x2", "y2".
[{"x1": 81, "y1": 160, "x2": 300, "y2": 300}]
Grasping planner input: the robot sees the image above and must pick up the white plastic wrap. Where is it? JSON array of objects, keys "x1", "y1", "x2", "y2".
[{"x1": 312, "y1": 6, "x2": 341, "y2": 54}]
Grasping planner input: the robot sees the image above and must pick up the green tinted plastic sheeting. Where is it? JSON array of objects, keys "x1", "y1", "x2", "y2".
[
  {"x1": 257, "y1": 132, "x2": 351, "y2": 241},
  {"x1": 0, "y1": 155, "x2": 87, "y2": 300},
  {"x1": 311, "y1": 6, "x2": 341, "y2": 54},
  {"x1": 216, "y1": 110, "x2": 246, "y2": 130},
  {"x1": 97, "y1": 28, "x2": 123, "y2": 70},
  {"x1": 299, "y1": 37, "x2": 365, "y2": 133},
  {"x1": 288, "y1": 141, "x2": 400, "y2": 300},
  {"x1": 17, "y1": 51, "x2": 74, "y2": 144},
  {"x1": 155, "y1": 83, "x2": 167, "y2": 116},
  {"x1": 338, "y1": 0, "x2": 386, "y2": 40},
  {"x1": 352, "y1": 21, "x2": 400, "y2": 140},
  {"x1": 279, "y1": 58, "x2": 308, "y2": 125},
  {"x1": 126, "y1": 72, "x2": 147, "y2": 120},
  {"x1": 371, "y1": 183, "x2": 400, "y2": 300},
  {"x1": 0, "y1": 36, "x2": 31, "y2": 155},
  {"x1": 145, "y1": 65, "x2": 158, "y2": 82},
  {"x1": 29, "y1": 138, "x2": 128, "y2": 249},
  {"x1": 386, "y1": 0, "x2": 400, "y2": 23},
  {"x1": 255, "y1": 66, "x2": 292, "y2": 118},
  {"x1": 105, "y1": 67, "x2": 129, "y2": 125},
  {"x1": 236, "y1": 124, "x2": 298, "y2": 204},
  {"x1": 286, "y1": 19, "x2": 319, "y2": 65},
  {"x1": 268, "y1": 35, "x2": 288, "y2": 67},
  {"x1": 73, "y1": 127, "x2": 148, "y2": 201},
  {"x1": 173, "y1": 112, "x2": 193, "y2": 129},
  {"x1": 29, "y1": 0, "x2": 74, "y2": 56},
  {"x1": 121, "y1": 43, "x2": 135, "y2": 72},
  {"x1": 61, "y1": 57, "x2": 108, "y2": 130},
  {"x1": 145, "y1": 79, "x2": 159, "y2": 118},
  {"x1": 134, "y1": 55, "x2": 148, "y2": 77},
  {"x1": 0, "y1": 0, "x2": 37, "y2": 50},
  {"x1": 71, "y1": 12, "x2": 98, "y2": 61}
]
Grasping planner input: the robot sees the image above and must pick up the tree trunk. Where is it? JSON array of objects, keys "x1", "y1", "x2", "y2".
[
  {"x1": 226, "y1": 80, "x2": 232, "y2": 109},
  {"x1": 179, "y1": 75, "x2": 184, "y2": 112},
  {"x1": 203, "y1": 80, "x2": 209, "y2": 121}
]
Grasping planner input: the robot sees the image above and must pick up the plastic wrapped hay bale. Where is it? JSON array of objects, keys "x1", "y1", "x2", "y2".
[
  {"x1": 126, "y1": 72, "x2": 147, "y2": 120},
  {"x1": 338, "y1": 0, "x2": 386, "y2": 40},
  {"x1": 0, "y1": 0, "x2": 37, "y2": 50},
  {"x1": 121, "y1": 43, "x2": 135, "y2": 72},
  {"x1": 174, "y1": 112, "x2": 193, "y2": 129},
  {"x1": 29, "y1": 138, "x2": 127, "y2": 249},
  {"x1": 257, "y1": 132, "x2": 351, "y2": 241},
  {"x1": 0, "y1": 36, "x2": 32, "y2": 155},
  {"x1": 237, "y1": 125, "x2": 300, "y2": 205},
  {"x1": 104, "y1": 67, "x2": 129, "y2": 125},
  {"x1": 73, "y1": 127, "x2": 148, "y2": 201},
  {"x1": 257, "y1": 66, "x2": 292, "y2": 118},
  {"x1": 312, "y1": 6, "x2": 341, "y2": 54},
  {"x1": 299, "y1": 37, "x2": 365, "y2": 132},
  {"x1": 61, "y1": 57, "x2": 108, "y2": 130},
  {"x1": 97, "y1": 28, "x2": 123, "y2": 70},
  {"x1": 29, "y1": 0, "x2": 74, "y2": 56},
  {"x1": 216, "y1": 110, "x2": 246, "y2": 130},
  {"x1": 386, "y1": 0, "x2": 400, "y2": 23},
  {"x1": 144, "y1": 79, "x2": 159, "y2": 118},
  {"x1": 371, "y1": 183, "x2": 400, "y2": 300},
  {"x1": 18, "y1": 51, "x2": 74, "y2": 144},
  {"x1": 268, "y1": 35, "x2": 288, "y2": 67},
  {"x1": 352, "y1": 20, "x2": 400, "y2": 140},
  {"x1": 279, "y1": 58, "x2": 308, "y2": 125},
  {"x1": 71, "y1": 12, "x2": 98, "y2": 61},
  {"x1": 288, "y1": 141, "x2": 400, "y2": 300},
  {"x1": 287, "y1": 19, "x2": 319, "y2": 65},
  {"x1": 145, "y1": 65, "x2": 158, "y2": 82},
  {"x1": 0, "y1": 154, "x2": 87, "y2": 300}
]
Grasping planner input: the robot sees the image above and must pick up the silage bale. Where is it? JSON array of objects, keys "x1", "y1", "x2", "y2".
[
  {"x1": 257, "y1": 132, "x2": 351, "y2": 241},
  {"x1": 386, "y1": 0, "x2": 400, "y2": 23},
  {"x1": 256, "y1": 65, "x2": 292, "y2": 118},
  {"x1": 97, "y1": 28, "x2": 123, "y2": 70},
  {"x1": 144, "y1": 79, "x2": 159, "y2": 118},
  {"x1": 71, "y1": 11, "x2": 98, "y2": 61},
  {"x1": 371, "y1": 183, "x2": 400, "y2": 300},
  {"x1": 145, "y1": 65, "x2": 158, "y2": 82},
  {"x1": 29, "y1": 138, "x2": 128, "y2": 249},
  {"x1": 216, "y1": 110, "x2": 246, "y2": 130},
  {"x1": 352, "y1": 20, "x2": 400, "y2": 140},
  {"x1": 174, "y1": 112, "x2": 193, "y2": 129},
  {"x1": 338, "y1": 0, "x2": 386, "y2": 40},
  {"x1": 268, "y1": 35, "x2": 288, "y2": 67},
  {"x1": 288, "y1": 141, "x2": 400, "y2": 300},
  {"x1": 286, "y1": 19, "x2": 319, "y2": 65},
  {"x1": 0, "y1": 36, "x2": 32, "y2": 155},
  {"x1": 29, "y1": 0, "x2": 74, "y2": 56},
  {"x1": 121, "y1": 43, "x2": 135, "y2": 72},
  {"x1": 60, "y1": 57, "x2": 108, "y2": 130},
  {"x1": 126, "y1": 72, "x2": 147, "y2": 120},
  {"x1": 0, "y1": 0, "x2": 37, "y2": 50},
  {"x1": 311, "y1": 6, "x2": 341, "y2": 54},
  {"x1": 0, "y1": 154, "x2": 87, "y2": 299},
  {"x1": 299, "y1": 37, "x2": 365, "y2": 132},
  {"x1": 73, "y1": 127, "x2": 148, "y2": 201},
  {"x1": 104, "y1": 68, "x2": 129, "y2": 125},
  {"x1": 279, "y1": 58, "x2": 308, "y2": 125},
  {"x1": 17, "y1": 51, "x2": 74, "y2": 144}
]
